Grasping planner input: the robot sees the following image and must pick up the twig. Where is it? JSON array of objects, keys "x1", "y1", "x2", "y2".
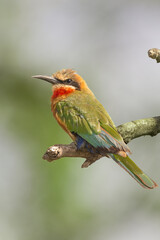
[
  {"x1": 148, "y1": 48, "x2": 160, "y2": 63},
  {"x1": 43, "y1": 116, "x2": 160, "y2": 167},
  {"x1": 43, "y1": 142, "x2": 102, "y2": 168}
]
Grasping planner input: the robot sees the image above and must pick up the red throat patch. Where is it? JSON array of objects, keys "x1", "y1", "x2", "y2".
[{"x1": 51, "y1": 86, "x2": 75, "y2": 99}]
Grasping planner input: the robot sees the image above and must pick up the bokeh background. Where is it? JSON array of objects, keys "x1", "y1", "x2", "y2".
[{"x1": 1, "y1": 0, "x2": 160, "y2": 239}]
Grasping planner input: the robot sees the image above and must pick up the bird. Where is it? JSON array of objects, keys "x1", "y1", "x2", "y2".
[{"x1": 33, "y1": 69, "x2": 158, "y2": 189}]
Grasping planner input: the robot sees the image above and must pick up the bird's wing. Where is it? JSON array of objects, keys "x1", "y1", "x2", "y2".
[
  {"x1": 56, "y1": 95, "x2": 101, "y2": 135},
  {"x1": 56, "y1": 92, "x2": 128, "y2": 153}
]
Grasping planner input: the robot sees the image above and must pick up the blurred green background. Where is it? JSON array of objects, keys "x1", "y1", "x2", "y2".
[{"x1": 1, "y1": 0, "x2": 160, "y2": 239}]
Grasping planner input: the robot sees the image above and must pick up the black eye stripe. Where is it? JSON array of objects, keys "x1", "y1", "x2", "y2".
[
  {"x1": 55, "y1": 78, "x2": 72, "y2": 84},
  {"x1": 70, "y1": 81, "x2": 80, "y2": 90},
  {"x1": 55, "y1": 78, "x2": 80, "y2": 90},
  {"x1": 65, "y1": 79, "x2": 72, "y2": 83}
]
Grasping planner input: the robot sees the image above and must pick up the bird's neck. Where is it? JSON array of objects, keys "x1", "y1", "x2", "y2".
[{"x1": 51, "y1": 85, "x2": 76, "y2": 108}]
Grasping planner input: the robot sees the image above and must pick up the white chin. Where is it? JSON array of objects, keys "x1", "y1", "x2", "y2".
[{"x1": 52, "y1": 84, "x2": 75, "y2": 91}]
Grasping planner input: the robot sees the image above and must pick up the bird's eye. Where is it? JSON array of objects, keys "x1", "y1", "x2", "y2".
[{"x1": 66, "y1": 79, "x2": 72, "y2": 84}]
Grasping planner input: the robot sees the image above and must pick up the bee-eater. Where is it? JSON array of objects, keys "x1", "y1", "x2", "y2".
[{"x1": 33, "y1": 69, "x2": 157, "y2": 189}]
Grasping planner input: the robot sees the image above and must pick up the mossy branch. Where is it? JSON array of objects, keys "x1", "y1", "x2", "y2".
[{"x1": 42, "y1": 116, "x2": 160, "y2": 167}]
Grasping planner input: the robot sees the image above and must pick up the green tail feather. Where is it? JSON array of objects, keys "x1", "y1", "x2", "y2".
[{"x1": 111, "y1": 154, "x2": 158, "y2": 189}]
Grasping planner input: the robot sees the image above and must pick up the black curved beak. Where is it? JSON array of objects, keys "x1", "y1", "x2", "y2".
[{"x1": 32, "y1": 75, "x2": 58, "y2": 85}]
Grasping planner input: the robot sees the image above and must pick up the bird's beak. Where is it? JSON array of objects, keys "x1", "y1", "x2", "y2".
[{"x1": 32, "y1": 75, "x2": 58, "y2": 85}]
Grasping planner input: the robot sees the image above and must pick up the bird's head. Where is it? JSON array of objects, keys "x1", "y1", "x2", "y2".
[{"x1": 33, "y1": 69, "x2": 92, "y2": 100}]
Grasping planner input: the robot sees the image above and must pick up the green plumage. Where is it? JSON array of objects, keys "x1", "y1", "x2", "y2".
[
  {"x1": 56, "y1": 91, "x2": 157, "y2": 189},
  {"x1": 56, "y1": 91, "x2": 115, "y2": 134}
]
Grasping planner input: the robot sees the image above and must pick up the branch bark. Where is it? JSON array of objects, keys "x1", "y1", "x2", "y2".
[{"x1": 43, "y1": 116, "x2": 160, "y2": 167}]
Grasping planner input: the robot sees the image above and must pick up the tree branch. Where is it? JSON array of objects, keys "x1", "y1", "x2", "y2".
[
  {"x1": 148, "y1": 48, "x2": 160, "y2": 63},
  {"x1": 117, "y1": 116, "x2": 160, "y2": 143},
  {"x1": 43, "y1": 116, "x2": 160, "y2": 167}
]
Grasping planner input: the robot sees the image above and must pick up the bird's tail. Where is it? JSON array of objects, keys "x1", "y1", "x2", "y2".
[{"x1": 110, "y1": 154, "x2": 158, "y2": 189}]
